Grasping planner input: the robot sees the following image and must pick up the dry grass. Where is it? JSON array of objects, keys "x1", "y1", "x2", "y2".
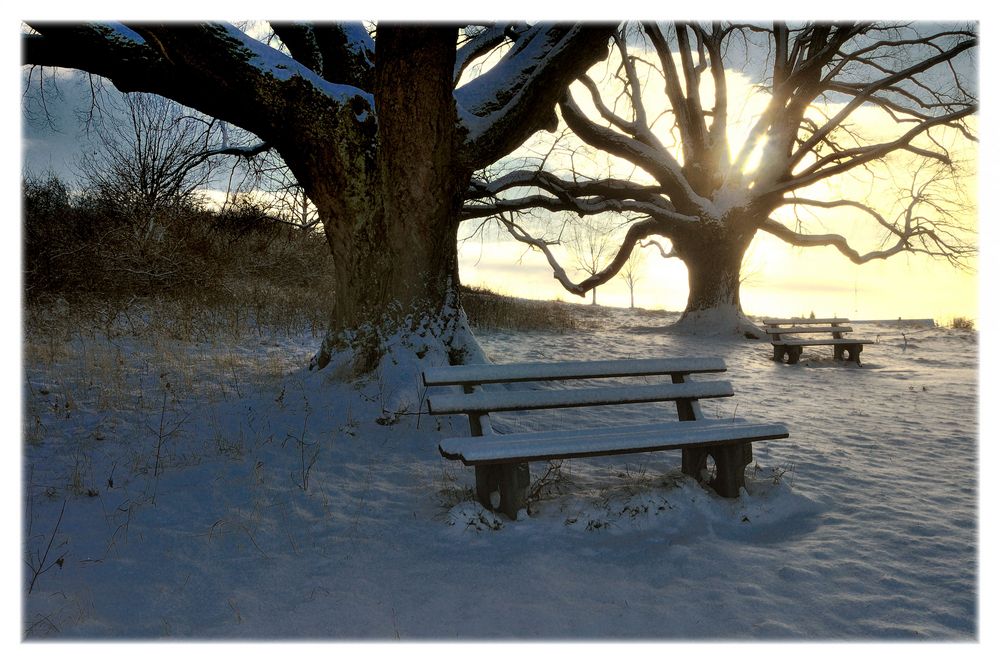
[{"x1": 461, "y1": 285, "x2": 579, "y2": 333}]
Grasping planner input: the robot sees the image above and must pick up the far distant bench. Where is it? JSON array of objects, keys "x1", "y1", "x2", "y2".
[
  {"x1": 422, "y1": 357, "x2": 789, "y2": 519},
  {"x1": 764, "y1": 318, "x2": 874, "y2": 365}
]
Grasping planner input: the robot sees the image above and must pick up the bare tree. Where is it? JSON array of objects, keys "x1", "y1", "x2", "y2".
[
  {"x1": 74, "y1": 91, "x2": 247, "y2": 247},
  {"x1": 464, "y1": 22, "x2": 977, "y2": 335},
  {"x1": 24, "y1": 22, "x2": 614, "y2": 371},
  {"x1": 619, "y1": 244, "x2": 645, "y2": 309},
  {"x1": 567, "y1": 215, "x2": 618, "y2": 305}
]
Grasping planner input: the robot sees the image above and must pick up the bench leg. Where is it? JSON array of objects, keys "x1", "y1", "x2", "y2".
[
  {"x1": 707, "y1": 442, "x2": 753, "y2": 498},
  {"x1": 682, "y1": 447, "x2": 709, "y2": 480},
  {"x1": 848, "y1": 344, "x2": 863, "y2": 365},
  {"x1": 475, "y1": 463, "x2": 529, "y2": 520},
  {"x1": 833, "y1": 344, "x2": 863, "y2": 364},
  {"x1": 773, "y1": 344, "x2": 801, "y2": 363},
  {"x1": 474, "y1": 465, "x2": 499, "y2": 508},
  {"x1": 787, "y1": 347, "x2": 802, "y2": 364}
]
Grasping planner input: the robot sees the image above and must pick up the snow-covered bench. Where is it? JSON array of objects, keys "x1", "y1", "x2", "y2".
[
  {"x1": 422, "y1": 357, "x2": 789, "y2": 519},
  {"x1": 764, "y1": 318, "x2": 873, "y2": 365}
]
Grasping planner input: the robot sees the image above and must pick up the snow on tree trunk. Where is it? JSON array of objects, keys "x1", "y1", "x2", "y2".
[{"x1": 671, "y1": 222, "x2": 763, "y2": 338}]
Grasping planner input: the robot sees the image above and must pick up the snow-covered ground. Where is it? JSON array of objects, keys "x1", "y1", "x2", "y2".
[{"x1": 20, "y1": 303, "x2": 979, "y2": 640}]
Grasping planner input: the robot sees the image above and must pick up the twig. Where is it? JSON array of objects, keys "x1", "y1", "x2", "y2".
[{"x1": 27, "y1": 499, "x2": 67, "y2": 594}]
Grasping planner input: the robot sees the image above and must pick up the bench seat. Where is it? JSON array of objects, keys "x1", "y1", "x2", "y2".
[
  {"x1": 763, "y1": 317, "x2": 848, "y2": 325},
  {"x1": 775, "y1": 338, "x2": 873, "y2": 347},
  {"x1": 440, "y1": 419, "x2": 789, "y2": 464}
]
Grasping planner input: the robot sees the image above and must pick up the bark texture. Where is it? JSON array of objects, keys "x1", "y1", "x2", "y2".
[{"x1": 311, "y1": 26, "x2": 471, "y2": 372}]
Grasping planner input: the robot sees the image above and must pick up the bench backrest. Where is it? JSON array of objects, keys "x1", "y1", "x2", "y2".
[
  {"x1": 764, "y1": 325, "x2": 853, "y2": 335},
  {"x1": 762, "y1": 318, "x2": 849, "y2": 326},
  {"x1": 764, "y1": 318, "x2": 853, "y2": 339},
  {"x1": 427, "y1": 379, "x2": 734, "y2": 415},
  {"x1": 423, "y1": 357, "x2": 728, "y2": 423},
  {"x1": 422, "y1": 356, "x2": 726, "y2": 386}
]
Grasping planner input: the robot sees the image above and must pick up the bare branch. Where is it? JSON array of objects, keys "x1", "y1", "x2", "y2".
[
  {"x1": 773, "y1": 106, "x2": 975, "y2": 194},
  {"x1": 790, "y1": 35, "x2": 976, "y2": 168},
  {"x1": 758, "y1": 216, "x2": 970, "y2": 266},
  {"x1": 640, "y1": 238, "x2": 678, "y2": 259},
  {"x1": 499, "y1": 212, "x2": 667, "y2": 297}
]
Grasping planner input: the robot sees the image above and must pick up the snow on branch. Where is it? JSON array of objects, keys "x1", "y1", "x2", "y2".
[
  {"x1": 558, "y1": 90, "x2": 709, "y2": 214},
  {"x1": 454, "y1": 23, "x2": 615, "y2": 170},
  {"x1": 269, "y1": 23, "x2": 326, "y2": 77},
  {"x1": 271, "y1": 22, "x2": 375, "y2": 90},
  {"x1": 464, "y1": 168, "x2": 699, "y2": 227},
  {"x1": 207, "y1": 23, "x2": 373, "y2": 106},
  {"x1": 454, "y1": 24, "x2": 529, "y2": 86},
  {"x1": 23, "y1": 22, "x2": 375, "y2": 146},
  {"x1": 461, "y1": 194, "x2": 679, "y2": 222},
  {"x1": 471, "y1": 169, "x2": 665, "y2": 204}
]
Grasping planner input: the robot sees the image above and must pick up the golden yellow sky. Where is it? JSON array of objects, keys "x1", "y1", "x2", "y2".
[{"x1": 458, "y1": 234, "x2": 978, "y2": 324}]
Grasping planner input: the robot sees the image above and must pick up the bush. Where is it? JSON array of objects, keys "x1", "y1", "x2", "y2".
[
  {"x1": 23, "y1": 175, "x2": 335, "y2": 302},
  {"x1": 23, "y1": 173, "x2": 92, "y2": 294},
  {"x1": 23, "y1": 174, "x2": 338, "y2": 340},
  {"x1": 949, "y1": 316, "x2": 975, "y2": 330}
]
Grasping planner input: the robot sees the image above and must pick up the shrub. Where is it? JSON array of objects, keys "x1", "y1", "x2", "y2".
[
  {"x1": 949, "y1": 316, "x2": 975, "y2": 330},
  {"x1": 23, "y1": 175, "x2": 335, "y2": 302},
  {"x1": 23, "y1": 173, "x2": 338, "y2": 341}
]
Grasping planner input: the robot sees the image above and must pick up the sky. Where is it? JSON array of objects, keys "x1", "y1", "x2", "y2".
[
  {"x1": 17, "y1": 17, "x2": 981, "y2": 326},
  {"x1": 457, "y1": 230, "x2": 978, "y2": 323}
]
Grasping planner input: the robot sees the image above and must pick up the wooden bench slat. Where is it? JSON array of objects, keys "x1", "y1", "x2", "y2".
[
  {"x1": 446, "y1": 417, "x2": 753, "y2": 447},
  {"x1": 426, "y1": 380, "x2": 734, "y2": 415},
  {"x1": 775, "y1": 338, "x2": 873, "y2": 346},
  {"x1": 766, "y1": 326, "x2": 853, "y2": 335},
  {"x1": 422, "y1": 356, "x2": 727, "y2": 387},
  {"x1": 440, "y1": 420, "x2": 789, "y2": 464}
]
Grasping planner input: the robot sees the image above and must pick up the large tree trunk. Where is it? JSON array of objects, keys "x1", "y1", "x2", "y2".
[
  {"x1": 678, "y1": 235, "x2": 746, "y2": 313},
  {"x1": 306, "y1": 26, "x2": 477, "y2": 374},
  {"x1": 670, "y1": 218, "x2": 763, "y2": 337}
]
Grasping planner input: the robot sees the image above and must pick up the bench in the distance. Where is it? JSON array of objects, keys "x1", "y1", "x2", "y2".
[
  {"x1": 422, "y1": 357, "x2": 789, "y2": 519},
  {"x1": 764, "y1": 318, "x2": 873, "y2": 365}
]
